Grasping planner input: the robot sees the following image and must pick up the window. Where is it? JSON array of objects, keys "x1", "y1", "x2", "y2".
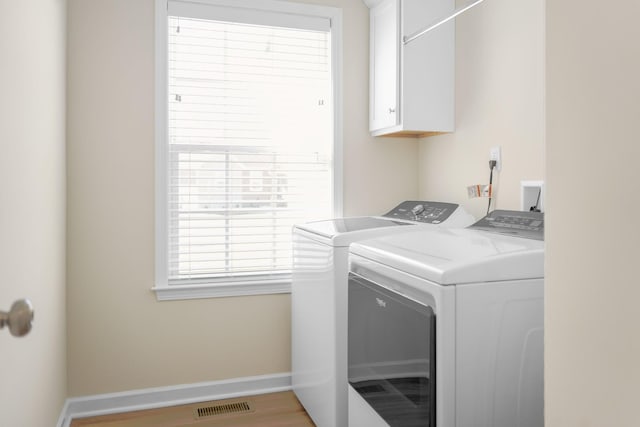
[{"x1": 155, "y1": 0, "x2": 343, "y2": 300}]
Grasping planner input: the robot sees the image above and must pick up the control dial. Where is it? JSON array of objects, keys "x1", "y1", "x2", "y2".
[{"x1": 411, "y1": 204, "x2": 425, "y2": 217}]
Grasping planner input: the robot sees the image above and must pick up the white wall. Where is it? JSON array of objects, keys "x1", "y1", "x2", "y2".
[
  {"x1": 0, "y1": 0, "x2": 67, "y2": 425},
  {"x1": 545, "y1": 1, "x2": 640, "y2": 426},
  {"x1": 417, "y1": 0, "x2": 545, "y2": 219},
  {"x1": 66, "y1": 0, "x2": 418, "y2": 396}
]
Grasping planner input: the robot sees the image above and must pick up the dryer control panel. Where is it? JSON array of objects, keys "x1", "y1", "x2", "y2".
[
  {"x1": 382, "y1": 201, "x2": 459, "y2": 224},
  {"x1": 470, "y1": 210, "x2": 544, "y2": 240}
]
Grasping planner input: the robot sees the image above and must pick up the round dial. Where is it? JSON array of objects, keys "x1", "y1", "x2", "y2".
[{"x1": 411, "y1": 204, "x2": 425, "y2": 216}]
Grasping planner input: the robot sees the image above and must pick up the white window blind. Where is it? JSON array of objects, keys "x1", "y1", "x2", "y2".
[{"x1": 164, "y1": 4, "x2": 334, "y2": 287}]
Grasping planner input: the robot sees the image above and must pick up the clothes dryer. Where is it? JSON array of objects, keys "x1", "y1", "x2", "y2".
[
  {"x1": 291, "y1": 201, "x2": 474, "y2": 427},
  {"x1": 347, "y1": 210, "x2": 544, "y2": 427}
]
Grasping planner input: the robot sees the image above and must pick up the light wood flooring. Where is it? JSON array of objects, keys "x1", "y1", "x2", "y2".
[{"x1": 70, "y1": 391, "x2": 315, "y2": 427}]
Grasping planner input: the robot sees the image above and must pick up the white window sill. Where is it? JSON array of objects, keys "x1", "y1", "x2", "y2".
[{"x1": 152, "y1": 279, "x2": 291, "y2": 301}]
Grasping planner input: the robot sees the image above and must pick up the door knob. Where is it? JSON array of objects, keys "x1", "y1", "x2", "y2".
[{"x1": 0, "y1": 299, "x2": 34, "y2": 337}]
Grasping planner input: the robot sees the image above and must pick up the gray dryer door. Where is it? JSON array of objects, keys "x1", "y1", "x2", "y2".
[{"x1": 348, "y1": 272, "x2": 437, "y2": 427}]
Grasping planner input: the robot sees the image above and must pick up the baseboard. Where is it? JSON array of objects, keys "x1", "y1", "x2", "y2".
[{"x1": 57, "y1": 372, "x2": 292, "y2": 427}]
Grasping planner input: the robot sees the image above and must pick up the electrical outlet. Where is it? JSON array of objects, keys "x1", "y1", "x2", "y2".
[{"x1": 489, "y1": 146, "x2": 502, "y2": 171}]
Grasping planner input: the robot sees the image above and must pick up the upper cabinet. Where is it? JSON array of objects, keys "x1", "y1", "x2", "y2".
[{"x1": 367, "y1": 0, "x2": 455, "y2": 137}]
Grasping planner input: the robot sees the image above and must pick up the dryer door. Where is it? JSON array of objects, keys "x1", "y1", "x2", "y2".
[{"x1": 348, "y1": 272, "x2": 436, "y2": 427}]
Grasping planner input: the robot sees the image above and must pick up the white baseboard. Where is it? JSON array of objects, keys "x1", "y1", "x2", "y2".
[{"x1": 57, "y1": 372, "x2": 292, "y2": 427}]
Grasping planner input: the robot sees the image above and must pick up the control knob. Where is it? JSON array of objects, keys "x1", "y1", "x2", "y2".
[{"x1": 411, "y1": 204, "x2": 425, "y2": 217}]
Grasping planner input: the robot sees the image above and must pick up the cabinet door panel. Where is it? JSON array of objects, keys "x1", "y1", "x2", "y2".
[
  {"x1": 370, "y1": 0, "x2": 399, "y2": 131},
  {"x1": 401, "y1": 0, "x2": 454, "y2": 132}
]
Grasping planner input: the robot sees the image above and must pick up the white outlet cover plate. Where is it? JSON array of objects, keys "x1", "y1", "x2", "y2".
[{"x1": 489, "y1": 146, "x2": 502, "y2": 171}]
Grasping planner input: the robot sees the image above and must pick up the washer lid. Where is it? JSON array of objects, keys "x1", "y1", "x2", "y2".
[
  {"x1": 294, "y1": 217, "x2": 414, "y2": 245},
  {"x1": 350, "y1": 227, "x2": 544, "y2": 285}
]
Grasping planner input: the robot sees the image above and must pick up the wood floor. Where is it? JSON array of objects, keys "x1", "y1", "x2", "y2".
[{"x1": 70, "y1": 391, "x2": 315, "y2": 427}]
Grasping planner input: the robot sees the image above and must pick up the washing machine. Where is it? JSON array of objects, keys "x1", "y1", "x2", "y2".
[
  {"x1": 347, "y1": 210, "x2": 544, "y2": 427},
  {"x1": 291, "y1": 201, "x2": 475, "y2": 427}
]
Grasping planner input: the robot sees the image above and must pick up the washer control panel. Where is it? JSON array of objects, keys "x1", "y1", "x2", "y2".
[
  {"x1": 470, "y1": 210, "x2": 544, "y2": 240},
  {"x1": 382, "y1": 201, "x2": 459, "y2": 224}
]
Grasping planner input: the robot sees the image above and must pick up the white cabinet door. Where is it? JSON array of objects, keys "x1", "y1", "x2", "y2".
[
  {"x1": 400, "y1": 0, "x2": 454, "y2": 134},
  {"x1": 369, "y1": 0, "x2": 399, "y2": 132}
]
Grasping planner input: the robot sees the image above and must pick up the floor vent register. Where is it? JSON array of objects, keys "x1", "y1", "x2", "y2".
[{"x1": 193, "y1": 400, "x2": 254, "y2": 419}]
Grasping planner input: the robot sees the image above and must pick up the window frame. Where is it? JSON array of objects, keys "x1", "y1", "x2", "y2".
[{"x1": 154, "y1": 0, "x2": 343, "y2": 301}]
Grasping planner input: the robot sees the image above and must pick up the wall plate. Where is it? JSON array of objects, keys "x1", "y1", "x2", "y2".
[{"x1": 521, "y1": 180, "x2": 544, "y2": 212}]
